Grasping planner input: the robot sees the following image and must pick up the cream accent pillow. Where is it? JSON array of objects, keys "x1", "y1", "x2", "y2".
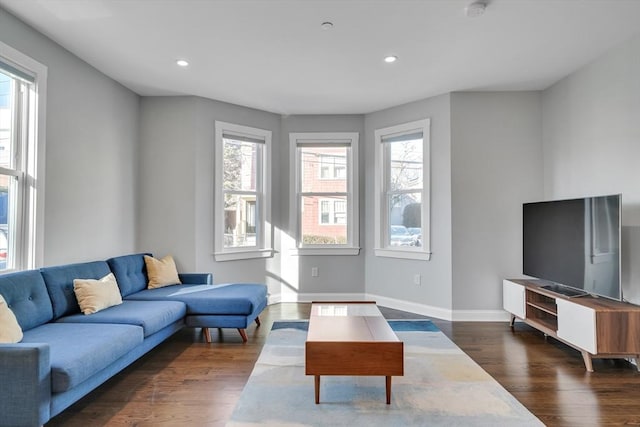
[
  {"x1": 144, "y1": 255, "x2": 182, "y2": 289},
  {"x1": 0, "y1": 294, "x2": 23, "y2": 343},
  {"x1": 73, "y1": 273, "x2": 123, "y2": 315}
]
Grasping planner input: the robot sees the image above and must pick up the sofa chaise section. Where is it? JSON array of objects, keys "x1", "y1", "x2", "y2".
[{"x1": 107, "y1": 253, "x2": 268, "y2": 342}]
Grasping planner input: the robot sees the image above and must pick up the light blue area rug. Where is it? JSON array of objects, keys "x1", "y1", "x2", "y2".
[{"x1": 227, "y1": 320, "x2": 543, "y2": 426}]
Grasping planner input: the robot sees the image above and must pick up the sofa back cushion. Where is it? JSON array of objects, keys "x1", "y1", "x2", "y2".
[
  {"x1": 107, "y1": 253, "x2": 152, "y2": 297},
  {"x1": 41, "y1": 261, "x2": 112, "y2": 319},
  {"x1": 0, "y1": 270, "x2": 53, "y2": 331}
]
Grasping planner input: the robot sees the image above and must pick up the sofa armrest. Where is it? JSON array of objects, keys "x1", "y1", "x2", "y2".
[
  {"x1": 179, "y1": 273, "x2": 213, "y2": 285},
  {"x1": 0, "y1": 343, "x2": 51, "y2": 426}
]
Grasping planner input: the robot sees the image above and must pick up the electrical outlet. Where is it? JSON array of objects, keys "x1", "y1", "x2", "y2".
[
  {"x1": 311, "y1": 267, "x2": 319, "y2": 277},
  {"x1": 413, "y1": 274, "x2": 421, "y2": 285}
]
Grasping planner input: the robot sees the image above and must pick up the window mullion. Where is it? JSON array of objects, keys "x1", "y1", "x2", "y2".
[
  {"x1": 225, "y1": 190, "x2": 258, "y2": 197},
  {"x1": 15, "y1": 81, "x2": 27, "y2": 171},
  {"x1": 0, "y1": 167, "x2": 20, "y2": 177},
  {"x1": 300, "y1": 191, "x2": 348, "y2": 198},
  {"x1": 386, "y1": 188, "x2": 423, "y2": 197}
]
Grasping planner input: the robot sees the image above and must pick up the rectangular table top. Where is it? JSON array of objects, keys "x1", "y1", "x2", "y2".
[{"x1": 307, "y1": 302, "x2": 400, "y2": 343}]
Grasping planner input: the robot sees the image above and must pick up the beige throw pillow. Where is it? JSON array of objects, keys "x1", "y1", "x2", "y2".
[
  {"x1": 73, "y1": 273, "x2": 123, "y2": 315},
  {"x1": 144, "y1": 255, "x2": 182, "y2": 289},
  {"x1": 0, "y1": 294, "x2": 23, "y2": 343}
]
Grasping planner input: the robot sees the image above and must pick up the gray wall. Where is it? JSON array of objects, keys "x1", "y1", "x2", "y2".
[
  {"x1": 450, "y1": 92, "x2": 543, "y2": 313},
  {"x1": 279, "y1": 115, "x2": 365, "y2": 297},
  {"x1": 138, "y1": 96, "x2": 283, "y2": 297},
  {"x1": 138, "y1": 97, "x2": 197, "y2": 269},
  {"x1": 364, "y1": 94, "x2": 453, "y2": 311},
  {"x1": 542, "y1": 33, "x2": 640, "y2": 304},
  {"x1": 0, "y1": 8, "x2": 139, "y2": 265}
]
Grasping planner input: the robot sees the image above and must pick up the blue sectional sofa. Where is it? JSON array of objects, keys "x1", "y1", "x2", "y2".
[
  {"x1": 107, "y1": 253, "x2": 268, "y2": 342},
  {"x1": 0, "y1": 253, "x2": 268, "y2": 427}
]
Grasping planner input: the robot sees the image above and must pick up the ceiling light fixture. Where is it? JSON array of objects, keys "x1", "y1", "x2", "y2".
[
  {"x1": 384, "y1": 55, "x2": 398, "y2": 63},
  {"x1": 176, "y1": 59, "x2": 189, "y2": 67},
  {"x1": 465, "y1": 1, "x2": 487, "y2": 18},
  {"x1": 321, "y1": 21, "x2": 333, "y2": 30}
]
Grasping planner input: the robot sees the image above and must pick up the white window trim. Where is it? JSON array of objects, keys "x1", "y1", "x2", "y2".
[
  {"x1": 289, "y1": 132, "x2": 360, "y2": 256},
  {"x1": 0, "y1": 41, "x2": 47, "y2": 271},
  {"x1": 374, "y1": 119, "x2": 431, "y2": 261},
  {"x1": 214, "y1": 121, "x2": 273, "y2": 261}
]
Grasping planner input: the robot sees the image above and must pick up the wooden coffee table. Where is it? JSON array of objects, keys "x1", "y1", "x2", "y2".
[{"x1": 305, "y1": 301, "x2": 404, "y2": 404}]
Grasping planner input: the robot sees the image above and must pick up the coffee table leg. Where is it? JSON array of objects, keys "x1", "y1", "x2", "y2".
[
  {"x1": 315, "y1": 375, "x2": 320, "y2": 404},
  {"x1": 386, "y1": 376, "x2": 392, "y2": 404}
]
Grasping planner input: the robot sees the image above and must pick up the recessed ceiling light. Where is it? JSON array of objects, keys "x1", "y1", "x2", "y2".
[
  {"x1": 384, "y1": 55, "x2": 398, "y2": 63},
  {"x1": 465, "y1": 1, "x2": 487, "y2": 18},
  {"x1": 176, "y1": 59, "x2": 189, "y2": 67},
  {"x1": 321, "y1": 21, "x2": 333, "y2": 30}
]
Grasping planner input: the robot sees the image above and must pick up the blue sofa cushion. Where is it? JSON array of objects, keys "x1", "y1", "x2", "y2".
[
  {"x1": 0, "y1": 270, "x2": 53, "y2": 331},
  {"x1": 125, "y1": 283, "x2": 268, "y2": 315},
  {"x1": 40, "y1": 261, "x2": 113, "y2": 319},
  {"x1": 21, "y1": 323, "x2": 143, "y2": 393},
  {"x1": 107, "y1": 253, "x2": 152, "y2": 297},
  {"x1": 56, "y1": 300, "x2": 186, "y2": 337}
]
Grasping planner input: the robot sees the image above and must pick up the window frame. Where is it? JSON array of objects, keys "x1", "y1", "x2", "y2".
[
  {"x1": 289, "y1": 132, "x2": 360, "y2": 256},
  {"x1": 0, "y1": 41, "x2": 47, "y2": 272},
  {"x1": 214, "y1": 121, "x2": 273, "y2": 261},
  {"x1": 374, "y1": 119, "x2": 431, "y2": 260}
]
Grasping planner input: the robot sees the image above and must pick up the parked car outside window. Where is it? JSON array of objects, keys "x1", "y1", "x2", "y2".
[{"x1": 390, "y1": 225, "x2": 415, "y2": 246}]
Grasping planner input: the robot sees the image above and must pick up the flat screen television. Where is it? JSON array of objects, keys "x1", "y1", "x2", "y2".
[{"x1": 523, "y1": 194, "x2": 621, "y2": 300}]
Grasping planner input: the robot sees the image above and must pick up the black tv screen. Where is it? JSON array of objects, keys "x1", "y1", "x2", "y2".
[{"x1": 523, "y1": 194, "x2": 621, "y2": 300}]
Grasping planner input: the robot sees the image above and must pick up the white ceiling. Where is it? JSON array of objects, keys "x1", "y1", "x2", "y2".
[{"x1": 2, "y1": 0, "x2": 640, "y2": 115}]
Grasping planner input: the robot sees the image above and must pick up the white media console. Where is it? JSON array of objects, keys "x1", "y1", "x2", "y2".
[{"x1": 503, "y1": 279, "x2": 640, "y2": 372}]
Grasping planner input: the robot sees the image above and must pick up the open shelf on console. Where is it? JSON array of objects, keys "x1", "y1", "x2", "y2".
[{"x1": 525, "y1": 289, "x2": 558, "y2": 332}]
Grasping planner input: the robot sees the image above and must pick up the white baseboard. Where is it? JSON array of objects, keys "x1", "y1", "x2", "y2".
[
  {"x1": 450, "y1": 309, "x2": 512, "y2": 322},
  {"x1": 364, "y1": 293, "x2": 453, "y2": 320},
  {"x1": 268, "y1": 292, "x2": 510, "y2": 322},
  {"x1": 271, "y1": 292, "x2": 367, "y2": 304}
]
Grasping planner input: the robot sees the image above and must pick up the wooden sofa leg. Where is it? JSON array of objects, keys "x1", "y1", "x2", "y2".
[
  {"x1": 255, "y1": 316, "x2": 261, "y2": 327},
  {"x1": 238, "y1": 328, "x2": 248, "y2": 343},
  {"x1": 203, "y1": 327, "x2": 212, "y2": 343}
]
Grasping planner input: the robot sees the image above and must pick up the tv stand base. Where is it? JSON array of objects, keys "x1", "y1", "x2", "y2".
[{"x1": 503, "y1": 279, "x2": 640, "y2": 372}]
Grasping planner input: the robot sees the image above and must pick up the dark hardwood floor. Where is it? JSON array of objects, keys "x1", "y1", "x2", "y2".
[{"x1": 46, "y1": 303, "x2": 640, "y2": 426}]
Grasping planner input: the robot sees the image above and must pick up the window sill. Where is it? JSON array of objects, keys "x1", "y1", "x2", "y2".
[
  {"x1": 290, "y1": 247, "x2": 360, "y2": 256},
  {"x1": 214, "y1": 248, "x2": 274, "y2": 262},
  {"x1": 374, "y1": 248, "x2": 431, "y2": 261}
]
